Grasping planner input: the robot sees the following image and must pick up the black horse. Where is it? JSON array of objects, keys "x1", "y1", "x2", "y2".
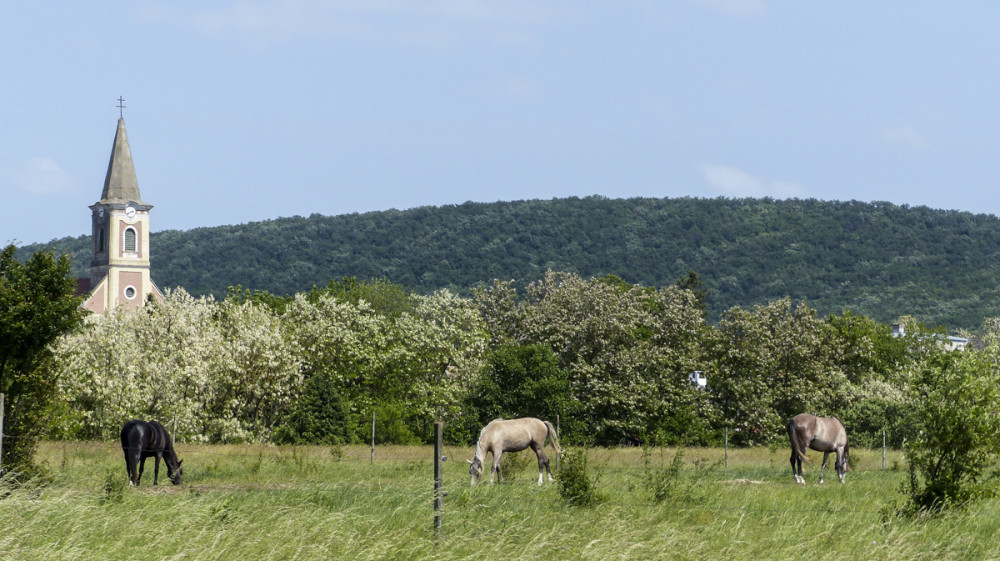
[{"x1": 120, "y1": 420, "x2": 183, "y2": 486}]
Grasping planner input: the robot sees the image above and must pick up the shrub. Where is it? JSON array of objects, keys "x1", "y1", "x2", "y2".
[
  {"x1": 101, "y1": 468, "x2": 126, "y2": 504},
  {"x1": 643, "y1": 448, "x2": 685, "y2": 503},
  {"x1": 273, "y1": 373, "x2": 354, "y2": 445},
  {"x1": 498, "y1": 451, "x2": 532, "y2": 483},
  {"x1": 901, "y1": 350, "x2": 1000, "y2": 513},
  {"x1": 556, "y1": 449, "x2": 603, "y2": 506}
]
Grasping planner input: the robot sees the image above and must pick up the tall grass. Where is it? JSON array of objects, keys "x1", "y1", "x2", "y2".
[{"x1": 2, "y1": 442, "x2": 999, "y2": 560}]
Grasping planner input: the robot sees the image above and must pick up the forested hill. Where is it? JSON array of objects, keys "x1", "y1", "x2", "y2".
[{"x1": 19, "y1": 196, "x2": 1000, "y2": 330}]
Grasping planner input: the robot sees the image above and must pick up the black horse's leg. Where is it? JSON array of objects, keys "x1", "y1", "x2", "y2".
[
  {"x1": 124, "y1": 451, "x2": 137, "y2": 485},
  {"x1": 789, "y1": 449, "x2": 797, "y2": 483},
  {"x1": 137, "y1": 456, "x2": 146, "y2": 486},
  {"x1": 153, "y1": 453, "x2": 162, "y2": 485}
]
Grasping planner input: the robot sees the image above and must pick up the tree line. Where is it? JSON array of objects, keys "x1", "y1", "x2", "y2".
[
  {"x1": 8, "y1": 244, "x2": 1000, "y2": 511},
  {"x1": 18, "y1": 196, "x2": 1000, "y2": 331},
  {"x1": 34, "y1": 270, "x2": 955, "y2": 451}
]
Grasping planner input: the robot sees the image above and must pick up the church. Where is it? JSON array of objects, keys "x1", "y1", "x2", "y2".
[{"x1": 80, "y1": 113, "x2": 164, "y2": 313}]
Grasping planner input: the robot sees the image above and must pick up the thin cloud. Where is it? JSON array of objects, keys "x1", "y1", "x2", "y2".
[
  {"x1": 10, "y1": 157, "x2": 77, "y2": 195},
  {"x1": 882, "y1": 126, "x2": 931, "y2": 151},
  {"x1": 699, "y1": 163, "x2": 805, "y2": 198}
]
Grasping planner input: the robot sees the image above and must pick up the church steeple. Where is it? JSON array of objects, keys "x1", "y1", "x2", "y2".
[
  {"x1": 100, "y1": 118, "x2": 146, "y2": 205},
  {"x1": 82, "y1": 105, "x2": 163, "y2": 314}
]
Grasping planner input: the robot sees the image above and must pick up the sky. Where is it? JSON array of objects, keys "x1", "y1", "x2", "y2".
[{"x1": 4, "y1": 1, "x2": 1000, "y2": 246}]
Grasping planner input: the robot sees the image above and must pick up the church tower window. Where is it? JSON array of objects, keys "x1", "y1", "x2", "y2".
[
  {"x1": 124, "y1": 227, "x2": 137, "y2": 253},
  {"x1": 98, "y1": 228, "x2": 106, "y2": 252}
]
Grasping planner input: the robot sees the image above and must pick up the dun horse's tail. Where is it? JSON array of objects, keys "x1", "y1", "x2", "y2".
[
  {"x1": 786, "y1": 417, "x2": 811, "y2": 462},
  {"x1": 544, "y1": 420, "x2": 562, "y2": 456}
]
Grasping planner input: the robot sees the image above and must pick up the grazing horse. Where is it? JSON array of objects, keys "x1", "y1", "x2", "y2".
[
  {"x1": 468, "y1": 417, "x2": 561, "y2": 485},
  {"x1": 787, "y1": 413, "x2": 850, "y2": 484},
  {"x1": 120, "y1": 420, "x2": 183, "y2": 486}
]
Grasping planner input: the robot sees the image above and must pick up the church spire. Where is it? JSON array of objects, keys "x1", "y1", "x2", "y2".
[{"x1": 100, "y1": 117, "x2": 146, "y2": 205}]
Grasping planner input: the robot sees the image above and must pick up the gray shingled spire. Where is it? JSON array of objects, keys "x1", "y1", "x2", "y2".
[{"x1": 100, "y1": 118, "x2": 146, "y2": 205}]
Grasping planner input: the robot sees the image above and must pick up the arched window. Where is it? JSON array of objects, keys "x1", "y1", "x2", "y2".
[
  {"x1": 124, "y1": 228, "x2": 137, "y2": 253},
  {"x1": 98, "y1": 228, "x2": 106, "y2": 253}
]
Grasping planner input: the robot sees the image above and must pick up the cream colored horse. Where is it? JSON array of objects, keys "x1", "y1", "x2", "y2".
[
  {"x1": 787, "y1": 413, "x2": 850, "y2": 484},
  {"x1": 468, "y1": 417, "x2": 561, "y2": 485}
]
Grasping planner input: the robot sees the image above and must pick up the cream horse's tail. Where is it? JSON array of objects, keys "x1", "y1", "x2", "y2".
[{"x1": 544, "y1": 420, "x2": 562, "y2": 457}]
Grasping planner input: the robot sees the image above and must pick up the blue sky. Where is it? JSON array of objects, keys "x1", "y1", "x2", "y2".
[{"x1": 4, "y1": 1, "x2": 1000, "y2": 246}]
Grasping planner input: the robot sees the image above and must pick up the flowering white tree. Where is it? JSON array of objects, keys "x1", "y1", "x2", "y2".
[
  {"x1": 476, "y1": 271, "x2": 708, "y2": 444},
  {"x1": 55, "y1": 289, "x2": 223, "y2": 440},
  {"x1": 282, "y1": 294, "x2": 393, "y2": 426},
  {"x1": 394, "y1": 289, "x2": 487, "y2": 424},
  {"x1": 209, "y1": 297, "x2": 303, "y2": 442},
  {"x1": 708, "y1": 298, "x2": 848, "y2": 443}
]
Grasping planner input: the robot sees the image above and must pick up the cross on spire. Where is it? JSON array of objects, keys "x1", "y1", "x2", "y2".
[{"x1": 117, "y1": 96, "x2": 126, "y2": 118}]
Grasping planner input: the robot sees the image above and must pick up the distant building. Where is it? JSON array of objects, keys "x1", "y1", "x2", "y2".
[
  {"x1": 80, "y1": 116, "x2": 164, "y2": 313},
  {"x1": 891, "y1": 323, "x2": 968, "y2": 352}
]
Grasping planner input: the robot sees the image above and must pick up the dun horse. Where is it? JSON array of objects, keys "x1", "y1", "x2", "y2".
[
  {"x1": 787, "y1": 413, "x2": 849, "y2": 484},
  {"x1": 469, "y1": 417, "x2": 561, "y2": 485},
  {"x1": 120, "y1": 420, "x2": 183, "y2": 486}
]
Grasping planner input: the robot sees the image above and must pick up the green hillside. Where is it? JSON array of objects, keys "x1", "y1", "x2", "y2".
[{"x1": 19, "y1": 196, "x2": 1000, "y2": 330}]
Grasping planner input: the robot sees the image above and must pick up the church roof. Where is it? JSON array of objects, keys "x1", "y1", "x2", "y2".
[{"x1": 100, "y1": 118, "x2": 146, "y2": 205}]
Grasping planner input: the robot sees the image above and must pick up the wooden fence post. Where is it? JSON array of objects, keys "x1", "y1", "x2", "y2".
[
  {"x1": 434, "y1": 421, "x2": 444, "y2": 538},
  {"x1": 556, "y1": 414, "x2": 560, "y2": 471},
  {"x1": 882, "y1": 429, "x2": 886, "y2": 471},
  {"x1": 371, "y1": 411, "x2": 376, "y2": 465},
  {"x1": 724, "y1": 427, "x2": 729, "y2": 470},
  {"x1": 0, "y1": 393, "x2": 5, "y2": 476}
]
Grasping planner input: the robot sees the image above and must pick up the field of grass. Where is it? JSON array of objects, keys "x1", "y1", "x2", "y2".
[{"x1": 1, "y1": 442, "x2": 999, "y2": 560}]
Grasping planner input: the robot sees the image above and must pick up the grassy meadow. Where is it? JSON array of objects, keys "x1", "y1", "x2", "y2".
[{"x1": 1, "y1": 442, "x2": 999, "y2": 560}]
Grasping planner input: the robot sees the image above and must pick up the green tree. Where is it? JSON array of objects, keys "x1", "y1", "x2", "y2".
[
  {"x1": 903, "y1": 346, "x2": 1000, "y2": 512},
  {"x1": 226, "y1": 285, "x2": 293, "y2": 314},
  {"x1": 476, "y1": 271, "x2": 707, "y2": 445},
  {"x1": 708, "y1": 298, "x2": 847, "y2": 444},
  {"x1": 310, "y1": 277, "x2": 414, "y2": 318},
  {"x1": 273, "y1": 372, "x2": 354, "y2": 445},
  {"x1": 826, "y1": 311, "x2": 925, "y2": 447},
  {"x1": 0, "y1": 245, "x2": 83, "y2": 476},
  {"x1": 466, "y1": 343, "x2": 578, "y2": 434},
  {"x1": 675, "y1": 269, "x2": 710, "y2": 316}
]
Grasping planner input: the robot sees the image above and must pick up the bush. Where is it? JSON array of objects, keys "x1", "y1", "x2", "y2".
[
  {"x1": 101, "y1": 468, "x2": 126, "y2": 504},
  {"x1": 902, "y1": 350, "x2": 1000, "y2": 513},
  {"x1": 371, "y1": 403, "x2": 420, "y2": 445},
  {"x1": 556, "y1": 449, "x2": 603, "y2": 506},
  {"x1": 273, "y1": 374, "x2": 354, "y2": 445},
  {"x1": 498, "y1": 451, "x2": 532, "y2": 483},
  {"x1": 643, "y1": 448, "x2": 685, "y2": 503}
]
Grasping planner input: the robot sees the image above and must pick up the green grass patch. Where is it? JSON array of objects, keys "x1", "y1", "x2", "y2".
[{"x1": 2, "y1": 443, "x2": 999, "y2": 560}]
